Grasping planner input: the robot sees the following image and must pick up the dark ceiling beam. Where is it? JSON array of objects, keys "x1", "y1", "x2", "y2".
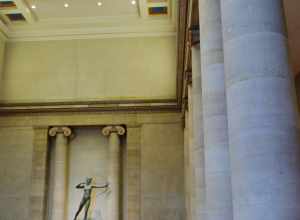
[
  {"x1": 176, "y1": 0, "x2": 189, "y2": 108},
  {"x1": 180, "y1": 0, "x2": 199, "y2": 115}
]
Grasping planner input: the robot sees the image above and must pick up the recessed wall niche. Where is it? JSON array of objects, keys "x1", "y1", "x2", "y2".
[{"x1": 47, "y1": 126, "x2": 125, "y2": 220}]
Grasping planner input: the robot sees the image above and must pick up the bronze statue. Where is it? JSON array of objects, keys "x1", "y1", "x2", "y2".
[{"x1": 74, "y1": 177, "x2": 109, "y2": 220}]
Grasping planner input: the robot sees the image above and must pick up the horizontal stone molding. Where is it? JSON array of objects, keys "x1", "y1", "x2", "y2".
[{"x1": 0, "y1": 99, "x2": 179, "y2": 114}]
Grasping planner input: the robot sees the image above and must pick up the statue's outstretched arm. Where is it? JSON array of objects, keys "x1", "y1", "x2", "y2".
[
  {"x1": 92, "y1": 182, "x2": 109, "y2": 189},
  {"x1": 76, "y1": 183, "x2": 85, "y2": 189}
]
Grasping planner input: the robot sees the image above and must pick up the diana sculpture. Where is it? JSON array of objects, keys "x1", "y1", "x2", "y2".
[{"x1": 73, "y1": 177, "x2": 109, "y2": 220}]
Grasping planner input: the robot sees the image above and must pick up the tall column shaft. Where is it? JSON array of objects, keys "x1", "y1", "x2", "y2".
[
  {"x1": 221, "y1": 0, "x2": 300, "y2": 219},
  {"x1": 102, "y1": 126, "x2": 125, "y2": 220},
  {"x1": 191, "y1": 45, "x2": 206, "y2": 220},
  {"x1": 53, "y1": 133, "x2": 68, "y2": 220},
  {"x1": 198, "y1": 0, "x2": 233, "y2": 220},
  {"x1": 108, "y1": 132, "x2": 121, "y2": 220},
  {"x1": 49, "y1": 127, "x2": 72, "y2": 220}
]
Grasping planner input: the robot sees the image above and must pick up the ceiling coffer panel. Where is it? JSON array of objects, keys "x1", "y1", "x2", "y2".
[
  {"x1": 6, "y1": 13, "x2": 25, "y2": 21},
  {"x1": 0, "y1": 0, "x2": 34, "y2": 24},
  {"x1": 146, "y1": 0, "x2": 169, "y2": 16},
  {"x1": 0, "y1": 1, "x2": 16, "y2": 9}
]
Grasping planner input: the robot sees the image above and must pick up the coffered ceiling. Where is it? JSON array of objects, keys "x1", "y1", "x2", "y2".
[
  {"x1": 0, "y1": 0, "x2": 177, "y2": 41},
  {"x1": 27, "y1": 0, "x2": 138, "y2": 19}
]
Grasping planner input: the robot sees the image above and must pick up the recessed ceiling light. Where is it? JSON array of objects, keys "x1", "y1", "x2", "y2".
[
  {"x1": 97, "y1": 2, "x2": 102, "y2": 6},
  {"x1": 31, "y1": 5, "x2": 36, "y2": 9},
  {"x1": 64, "y1": 3, "x2": 69, "y2": 8},
  {"x1": 131, "y1": 0, "x2": 136, "y2": 5}
]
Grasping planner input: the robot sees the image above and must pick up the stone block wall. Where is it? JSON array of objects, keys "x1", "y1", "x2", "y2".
[{"x1": 0, "y1": 127, "x2": 34, "y2": 220}]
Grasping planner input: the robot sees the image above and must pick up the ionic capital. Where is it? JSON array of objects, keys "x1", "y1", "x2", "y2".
[
  {"x1": 49, "y1": 126, "x2": 72, "y2": 137},
  {"x1": 102, "y1": 125, "x2": 126, "y2": 136}
]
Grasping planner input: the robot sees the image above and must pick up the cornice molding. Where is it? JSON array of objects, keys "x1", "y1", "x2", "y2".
[
  {"x1": 6, "y1": 18, "x2": 176, "y2": 41},
  {"x1": 0, "y1": 30, "x2": 7, "y2": 41},
  {"x1": 0, "y1": 99, "x2": 179, "y2": 114},
  {"x1": 7, "y1": 30, "x2": 176, "y2": 42},
  {"x1": 0, "y1": 20, "x2": 9, "y2": 41}
]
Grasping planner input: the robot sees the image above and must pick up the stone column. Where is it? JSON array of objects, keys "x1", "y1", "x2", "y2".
[
  {"x1": 198, "y1": 0, "x2": 233, "y2": 220},
  {"x1": 102, "y1": 125, "x2": 126, "y2": 220},
  {"x1": 191, "y1": 45, "x2": 206, "y2": 220},
  {"x1": 49, "y1": 126, "x2": 72, "y2": 220},
  {"x1": 221, "y1": 1, "x2": 300, "y2": 219}
]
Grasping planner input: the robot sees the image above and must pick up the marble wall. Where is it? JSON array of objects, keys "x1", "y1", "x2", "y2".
[{"x1": 1, "y1": 36, "x2": 176, "y2": 103}]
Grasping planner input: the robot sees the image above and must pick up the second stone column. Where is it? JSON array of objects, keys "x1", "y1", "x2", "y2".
[
  {"x1": 102, "y1": 125, "x2": 126, "y2": 220},
  {"x1": 198, "y1": 0, "x2": 233, "y2": 220}
]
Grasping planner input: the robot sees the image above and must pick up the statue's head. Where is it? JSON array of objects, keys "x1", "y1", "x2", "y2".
[{"x1": 85, "y1": 177, "x2": 93, "y2": 184}]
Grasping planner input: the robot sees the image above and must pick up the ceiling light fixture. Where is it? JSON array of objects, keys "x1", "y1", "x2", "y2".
[
  {"x1": 31, "y1": 5, "x2": 36, "y2": 9},
  {"x1": 131, "y1": 0, "x2": 136, "y2": 5},
  {"x1": 64, "y1": 3, "x2": 69, "y2": 8},
  {"x1": 97, "y1": 2, "x2": 102, "y2": 6}
]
